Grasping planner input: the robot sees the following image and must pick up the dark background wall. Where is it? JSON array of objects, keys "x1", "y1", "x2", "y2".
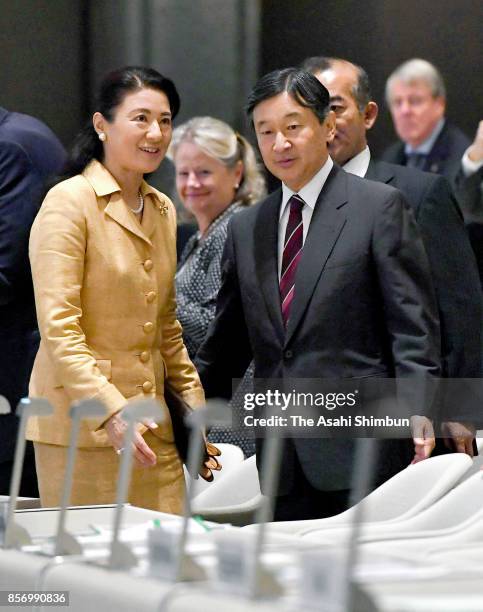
[
  {"x1": 261, "y1": 0, "x2": 482, "y2": 155},
  {"x1": 0, "y1": 0, "x2": 86, "y2": 146},
  {"x1": 1, "y1": 0, "x2": 481, "y2": 158}
]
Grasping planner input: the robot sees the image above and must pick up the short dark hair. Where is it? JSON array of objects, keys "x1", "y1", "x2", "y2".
[
  {"x1": 63, "y1": 66, "x2": 180, "y2": 179},
  {"x1": 300, "y1": 56, "x2": 372, "y2": 112},
  {"x1": 246, "y1": 68, "x2": 330, "y2": 123}
]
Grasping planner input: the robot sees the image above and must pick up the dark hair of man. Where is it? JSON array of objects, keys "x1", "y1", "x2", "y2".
[
  {"x1": 246, "y1": 68, "x2": 330, "y2": 124},
  {"x1": 62, "y1": 66, "x2": 180, "y2": 180},
  {"x1": 300, "y1": 56, "x2": 372, "y2": 112}
]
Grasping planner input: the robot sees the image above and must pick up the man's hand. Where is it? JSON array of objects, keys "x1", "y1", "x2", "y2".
[
  {"x1": 441, "y1": 421, "x2": 475, "y2": 457},
  {"x1": 104, "y1": 411, "x2": 157, "y2": 467},
  {"x1": 467, "y1": 120, "x2": 483, "y2": 163},
  {"x1": 198, "y1": 441, "x2": 222, "y2": 481},
  {"x1": 410, "y1": 415, "x2": 435, "y2": 464}
]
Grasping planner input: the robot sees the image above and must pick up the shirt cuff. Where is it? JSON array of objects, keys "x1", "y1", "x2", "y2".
[{"x1": 462, "y1": 150, "x2": 483, "y2": 177}]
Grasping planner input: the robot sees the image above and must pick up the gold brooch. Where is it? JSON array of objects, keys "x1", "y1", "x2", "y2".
[{"x1": 158, "y1": 200, "x2": 169, "y2": 215}]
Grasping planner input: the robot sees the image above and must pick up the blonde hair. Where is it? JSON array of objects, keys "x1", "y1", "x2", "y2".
[{"x1": 168, "y1": 116, "x2": 266, "y2": 206}]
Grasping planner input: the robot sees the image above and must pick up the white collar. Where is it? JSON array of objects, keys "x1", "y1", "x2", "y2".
[
  {"x1": 280, "y1": 156, "x2": 334, "y2": 217},
  {"x1": 342, "y1": 146, "x2": 371, "y2": 178}
]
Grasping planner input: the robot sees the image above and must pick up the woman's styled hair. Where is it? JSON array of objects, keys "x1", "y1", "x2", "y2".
[
  {"x1": 63, "y1": 66, "x2": 180, "y2": 179},
  {"x1": 168, "y1": 116, "x2": 266, "y2": 206}
]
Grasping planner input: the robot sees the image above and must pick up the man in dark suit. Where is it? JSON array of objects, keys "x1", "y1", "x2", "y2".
[
  {"x1": 381, "y1": 59, "x2": 470, "y2": 189},
  {"x1": 456, "y1": 121, "x2": 483, "y2": 288},
  {"x1": 196, "y1": 69, "x2": 441, "y2": 521},
  {"x1": 0, "y1": 107, "x2": 66, "y2": 496},
  {"x1": 302, "y1": 56, "x2": 481, "y2": 455}
]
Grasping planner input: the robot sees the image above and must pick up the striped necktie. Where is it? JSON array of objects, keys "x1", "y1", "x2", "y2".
[
  {"x1": 280, "y1": 194, "x2": 305, "y2": 327},
  {"x1": 406, "y1": 152, "x2": 427, "y2": 170}
]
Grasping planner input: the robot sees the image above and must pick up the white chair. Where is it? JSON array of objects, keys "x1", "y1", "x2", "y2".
[
  {"x1": 184, "y1": 443, "x2": 245, "y2": 497},
  {"x1": 358, "y1": 507, "x2": 483, "y2": 564},
  {"x1": 301, "y1": 469, "x2": 483, "y2": 544},
  {"x1": 249, "y1": 453, "x2": 472, "y2": 536},
  {"x1": 191, "y1": 455, "x2": 264, "y2": 526}
]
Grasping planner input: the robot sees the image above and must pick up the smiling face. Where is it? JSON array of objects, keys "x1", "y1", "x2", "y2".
[
  {"x1": 93, "y1": 87, "x2": 172, "y2": 181},
  {"x1": 174, "y1": 141, "x2": 243, "y2": 226},
  {"x1": 387, "y1": 79, "x2": 445, "y2": 148},
  {"x1": 253, "y1": 91, "x2": 335, "y2": 192},
  {"x1": 315, "y1": 61, "x2": 378, "y2": 165}
]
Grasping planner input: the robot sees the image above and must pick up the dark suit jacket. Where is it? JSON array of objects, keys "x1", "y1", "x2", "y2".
[
  {"x1": 366, "y1": 160, "x2": 482, "y2": 383},
  {"x1": 196, "y1": 165, "x2": 440, "y2": 492},
  {"x1": 457, "y1": 167, "x2": 483, "y2": 290},
  {"x1": 0, "y1": 107, "x2": 66, "y2": 461},
  {"x1": 382, "y1": 121, "x2": 470, "y2": 188}
]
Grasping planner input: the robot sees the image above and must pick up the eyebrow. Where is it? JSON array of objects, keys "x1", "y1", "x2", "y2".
[
  {"x1": 129, "y1": 107, "x2": 172, "y2": 117},
  {"x1": 329, "y1": 95, "x2": 345, "y2": 103},
  {"x1": 256, "y1": 111, "x2": 303, "y2": 127}
]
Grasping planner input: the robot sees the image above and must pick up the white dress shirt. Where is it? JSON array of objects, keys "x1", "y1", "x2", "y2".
[
  {"x1": 278, "y1": 156, "x2": 333, "y2": 277},
  {"x1": 342, "y1": 146, "x2": 371, "y2": 178}
]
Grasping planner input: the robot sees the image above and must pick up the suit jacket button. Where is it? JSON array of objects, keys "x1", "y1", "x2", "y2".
[
  {"x1": 146, "y1": 291, "x2": 157, "y2": 303},
  {"x1": 139, "y1": 351, "x2": 150, "y2": 363},
  {"x1": 143, "y1": 259, "x2": 154, "y2": 272},
  {"x1": 142, "y1": 381, "x2": 153, "y2": 393},
  {"x1": 143, "y1": 321, "x2": 154, "y2": 333},
  {"x1": 284, "y1": 350, "x2": 293, "y2": 359}
]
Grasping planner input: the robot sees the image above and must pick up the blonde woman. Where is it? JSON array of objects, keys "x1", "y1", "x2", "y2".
[
  {"x1": 169, "y1": 116, "x2": 265, "y2": 358},
  {"x1": 169, "y1": 117, "x2": 266, "y2": 455}
]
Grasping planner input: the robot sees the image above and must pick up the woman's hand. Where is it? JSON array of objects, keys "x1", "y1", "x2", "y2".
[{"x1": 104, "y1": 411, "x2": 157, "y2": 468}]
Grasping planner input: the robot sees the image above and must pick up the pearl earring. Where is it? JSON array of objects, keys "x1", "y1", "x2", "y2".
[
  {"x1": 234, "y1": 183, "x2": 239, "y2": 189},
  {"x1": 98, "y1": 132, "x2": 106, "y2": 142}
]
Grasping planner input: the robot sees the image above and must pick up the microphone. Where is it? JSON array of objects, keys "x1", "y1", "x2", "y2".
[
  {"x1": 4, "y1": 398, "x2": 53, "y2": 549},
  {"x1": 246, "y1": 425, "x2": 284, "y2": 599},
  {"x1": 108, "y1": 398, "x2": 165, "y2": 570},
  {"x1": 0, "y1": 396, "x2": 10, "y2": 547},
  {"x1": 213, "y1": 408, "x2": 284, "y2": 600},
  {"x1": 53, "y1": 399, "x2": 107, "y2": 556},
  {"x1": 173, "y1": 399, "x2": 231, "y2": 582}
]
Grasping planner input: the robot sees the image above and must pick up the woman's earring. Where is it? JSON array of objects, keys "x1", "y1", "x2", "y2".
[
  {"x1": 98, "y1": 132, "x2": 106, "y2": 142},
  {"x1": 234, "y1": 183, "x2": 239, "y2": 189}
]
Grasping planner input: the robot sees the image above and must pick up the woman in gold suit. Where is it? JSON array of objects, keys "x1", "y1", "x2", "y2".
[{"x1": 27, "y1": 66, "x2": 217, "y2": 513}]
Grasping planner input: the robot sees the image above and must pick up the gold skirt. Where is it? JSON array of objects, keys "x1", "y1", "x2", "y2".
[{"x1": 34, "y1": 430, "x2": 185, "y2": 515}]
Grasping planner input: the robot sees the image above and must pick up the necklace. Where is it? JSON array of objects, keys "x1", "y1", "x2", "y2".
[{"x1": 130, "y1": 191, "x2": 144, "y2": 214}]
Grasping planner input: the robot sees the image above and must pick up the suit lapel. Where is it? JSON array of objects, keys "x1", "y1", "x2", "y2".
[
  {"x1": 366, "y1": 159, "x2": 394, "y2": 185},
  {"x1": 284, "y1": 166, "x2": 348, "y2": 346},
  {"x1": 254, "y1": 189, "x2": 285, "y2": 344},
  {"x1": 104, "y1": 192, "x2": 153, "y2": 246}
]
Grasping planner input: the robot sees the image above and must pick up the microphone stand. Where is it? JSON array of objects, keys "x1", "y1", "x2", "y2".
[
  {"x1": 342, "y1": 437, "x2": 379, "y2": 612},
  {"x1": 173, "y1": 399, "x2": 231, "y2": 582},
  {"x1": 108, "y1": 398, "x2": 165, "y2": 570},
  {"x1": 0, "y1": 396, "x2": 11, "y2": 547},
  {"x1": 53, "y1": 398, "x2": 107, "y2": 556},
  {"x1": 246, "y1": 424, "x2": 284, "y2": 599},
  {"x1": 4, "y1": 398, "x2": 53, "y2": 549}
]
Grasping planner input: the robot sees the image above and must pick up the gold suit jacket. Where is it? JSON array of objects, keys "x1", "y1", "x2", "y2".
[{"x1": 27, "y1": 160, "x2": 204, "y2": 447}]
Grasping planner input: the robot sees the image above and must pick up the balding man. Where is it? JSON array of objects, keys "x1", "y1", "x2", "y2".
[
  {"x1": 302, "y1": 56, "x2": 481, "y2": 455},
  {"x1": 382, "y1": 59, "x2": 470, "y2": 188}
]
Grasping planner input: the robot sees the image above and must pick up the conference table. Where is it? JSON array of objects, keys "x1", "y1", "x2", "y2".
[{"x1": 1, "y1": 504, "x2": 482, "y2": 611}]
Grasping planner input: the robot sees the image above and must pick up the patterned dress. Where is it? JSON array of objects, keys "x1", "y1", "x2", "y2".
[{"x1": 175, "y1": 202, "x2": 255, "y2": 456}]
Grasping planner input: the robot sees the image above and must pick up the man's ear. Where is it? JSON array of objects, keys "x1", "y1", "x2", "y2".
[
  {"x1": 326, "y1": 110, "x2": 337, "y2": 143},
  {"x1": 363, "y1": 101, "x2": 379, "y2": 131}
]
